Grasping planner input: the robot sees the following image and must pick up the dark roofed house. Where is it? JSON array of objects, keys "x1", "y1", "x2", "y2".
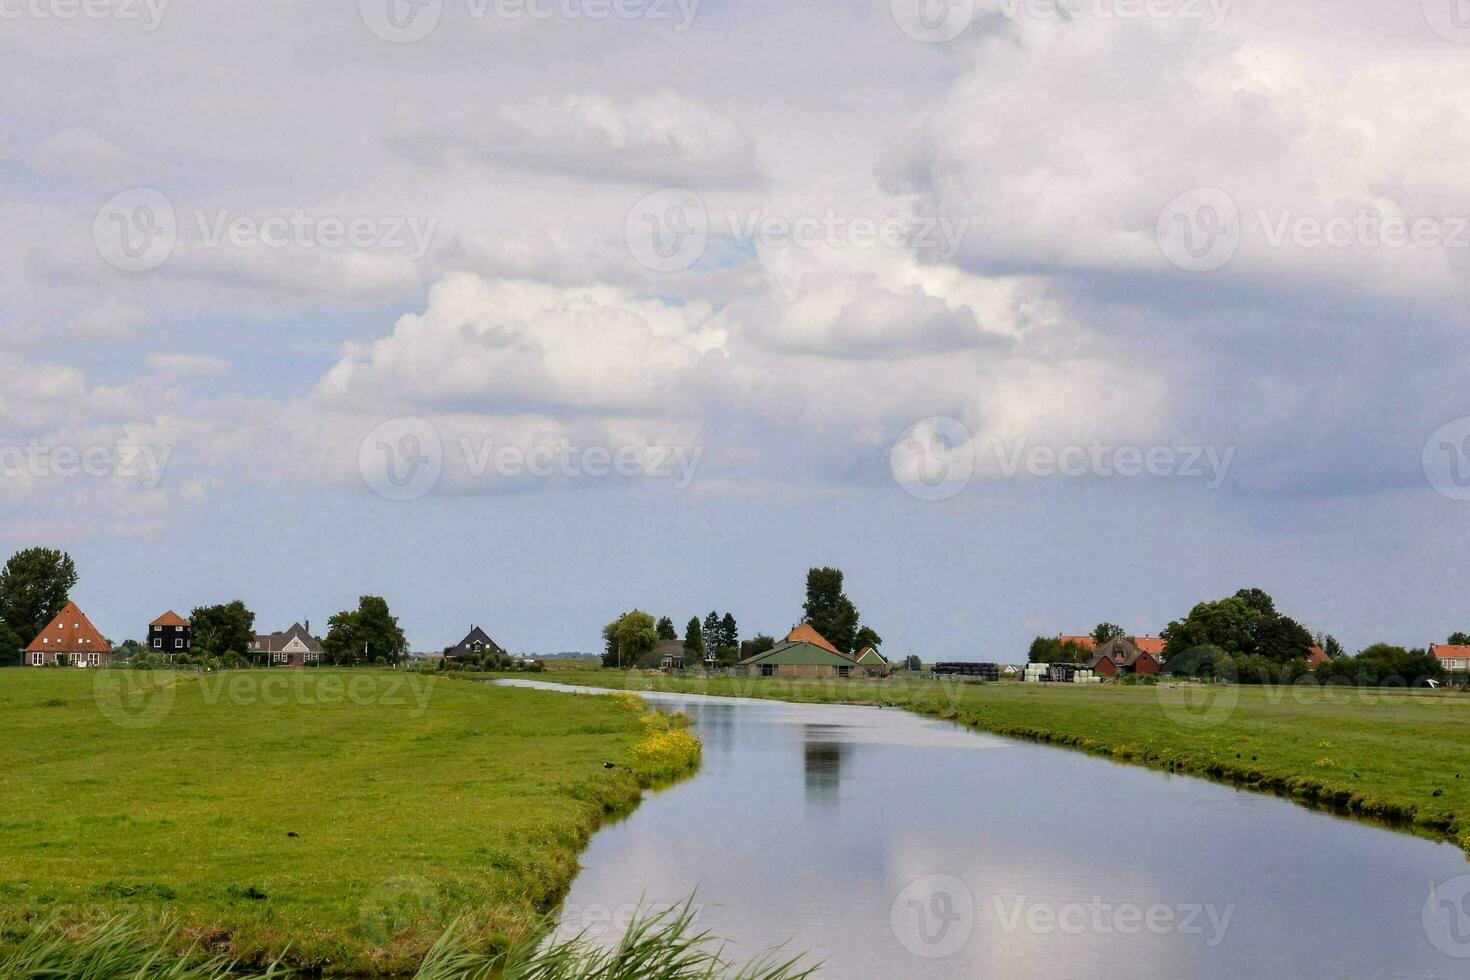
[
  {"x1": 445, "y1": 626, "x2": 506, "y2": 665},
  {"x1": 149, "y1": 610, "x2": 191, "y2": 661},
  {"x1": 249, "y1": 622, "x2": 324, "y2": 668},
  {"x1": 644, "y1": 638, "x2": 688, "y2": 671},
  {"x1": 1086, "y1": 638, "x2": 1161, "y2": 678}
]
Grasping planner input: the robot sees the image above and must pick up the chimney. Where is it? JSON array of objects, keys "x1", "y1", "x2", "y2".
[{"x1": 305, "y1": 619, "x2": 311, "y2": 636}]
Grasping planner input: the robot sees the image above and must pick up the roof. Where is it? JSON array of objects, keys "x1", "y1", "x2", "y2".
[
  {"x1": 1060, "y1": 635, "x2": 1098, "y2": 651},
  {"x1": 1132, "y1": 636, "x2": 1165, "y2": 656},
  {"x1": 1085, "y1": 638, "x2": 1159, "y2": 670},
  {"x1": 252, "y1": 623, "x2": 324, "y2": 654},
  {"x1": 738, "y1": 639, "x2": 856, "y2": 668},
  {"x1": 785, "y1": 623, "x2": 841, "y2": 655},
  {"x1": 151, "y1": 610, "x2": 189, "y2": 628},
  {"x1": 853, "y1": 646, "x2": 887, "y2": 665},
  {"x1": 446, "y1": 626, "x2": 505, "y2": 659},
  {"x1": 1305, "y1": 645, "x2": 1330, "y2": 668},
  {"x1": 1430, "y1": 644, "x2": 1470, "y2": 662},
  {"x1": 25, "y1": 602, "x2": 112, "y2": 654}
]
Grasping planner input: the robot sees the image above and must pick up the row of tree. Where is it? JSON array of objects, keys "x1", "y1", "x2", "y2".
[{"x1": 600, "y1": 567, "x2": 886, "y2": 670}]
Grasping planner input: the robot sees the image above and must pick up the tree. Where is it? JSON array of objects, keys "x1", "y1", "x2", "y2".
[
  {"x1": 904, "y1": 655, "x2": 922, "y2": 672},
  {"x1": 854, "y1": 625, "x2": 883, "y2": 652},
  {"x1": 1315, "y1": 644, "x2": 1446, "y2": 687},
  {"x1": 719, "y1": 612, "x2": 738, "y2": 650},
  {"x1": 699, "y1": 611, "x2": 721, "y2": 659},
  {"x1": 1449, "y1": 632, "x2": 1470, "y2": 646},
  {"x1": 655, "y1": 617, "x2": 678, "y2": 641},
  {"x1": 0, "y1": 619, "x2": 21, "y2": 667},
  {"x1": 0, "y1": 547, "x2": 78, "y2": 646},
  {"x1": 1317, "y1": 633, "x2": 1345, "y2": 660},
  {"x1": 1161, "y1": 588, "x2": 1313, "y2": 664},
  {"x1": 324, "y1": 596, "x2": 408, "y2": 666},
  {"x1": 602, "y1": 610, "x2": 656, "y2": 669},
  {"x1": 1092, "y1": 623, "x2": 1126, "y2": 645},
  {"x1": 1028, "y1": 636, "x2": 1091, "y2": 664},
  {"x1": 191, "y1": 601, "x2": 256, "y2": 658},
  {"x1": 803, "y1": 567, "x2": 862, "y2": 654},
  {"x1": 683, "y1": 616, "x2": 705, "y2": 660},
  {"x1": 749, "y1": 633, "x2": 776, "y2": 657}
]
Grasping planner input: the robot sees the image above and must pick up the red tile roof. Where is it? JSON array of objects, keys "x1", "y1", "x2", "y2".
[
  {"x1": 1132, "y1": 636, "x2": 1166, "y2": 656},
  {"x1": 1305, "y1": 645, "x2": 1330, "y2": 669},
  {"x1": 25, "y1": 602, "x2": 112, "y2": 654},
  {"x1": 786, "y1": 623, "x2": 843, "y2": 656},
  {"x1": 1060, "y1": 635, "x2": 1098, "y2": 651},
  {"x1": 151, "y1": 610, "x2": 189, "y2": 628},
  {"x1": 1430, "y1": 644, "x2": 1470, "y2": 662}
]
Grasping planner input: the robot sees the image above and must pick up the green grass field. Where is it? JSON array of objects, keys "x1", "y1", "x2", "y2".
[
  {"x1": 0, "y1": 669, "x2": 697, "y2": 974},
  {"x1": 537, "y1": 670, "x2": 1470, "y2": 859}
]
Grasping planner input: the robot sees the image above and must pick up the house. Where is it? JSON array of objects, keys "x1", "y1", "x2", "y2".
[
  {"x1": 1086, "y1": 638, "x2": 1162, "y2": 678},
  {"x1": 249, "y1": 622, "x2": 323, "y2": 667},
  {"x1": 737, "y1": 639, "x2": 860, "y2": 678},
  {"x1": 851, "y1": 645, "x2": 891, "y2": 678},
  {"x1": 25, "y1": 601, "x2": 114, "y2": 667},
  {"x1": 1430, "y1": 644, "x2": 1470, "y2": 672},
  {"x1": 1062, "y1": 634, "x2": 1166, "y2": 656},
  {"x1": 1305, "y1": 645, "x2": 1331, "y2": 669},
  {"x1": 737, "y1": 624, "x2": 889, "y2": 679},
  {"x1": 149, "y1": 610, "x2": 191, "y2": 660},
  {"x1": 444, "y1": 626, "x2": 506, "y2": 665},
  {"x1": 649, "y1": 638, "x2": 688, "y2": 670}
]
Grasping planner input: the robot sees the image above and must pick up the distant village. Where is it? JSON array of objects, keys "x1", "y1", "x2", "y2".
[{"x1": 6, "y1": 548, "x2": 1469, "y2": 686}]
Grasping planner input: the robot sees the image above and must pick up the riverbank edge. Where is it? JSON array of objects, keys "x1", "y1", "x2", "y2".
[
  {"x1": 1, "y1": 681, "x2": 704, "y2": 977},
  {"x1": 502, "y1": 674, "x2": 1470, "y2": 863}
]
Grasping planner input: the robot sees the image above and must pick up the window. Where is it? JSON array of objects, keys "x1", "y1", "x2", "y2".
[
  {"x1": 759, "y1": 664, "x2": 776, "y2": 677},
  {"x1": 273, "y1": 652, "x2": 288, "y2": 664},
  {"x1": 837, "y1": 666, "x2": 852, "y2": 678},
  {"x1": 176, "y1": 626, "x2": 183, "y2": 632},
  {"x1": 175, "y1": 639, "x2": 183, "y2": 649},
  {"x1": 31, "y1": 652, "x2": 43, "y2": 666},
  {"x1": 153, "y1": 638, "x2": 162, "y2": 648},
  {"x1": 88, "y1": 652, "x2": 99, "y2": 666}
]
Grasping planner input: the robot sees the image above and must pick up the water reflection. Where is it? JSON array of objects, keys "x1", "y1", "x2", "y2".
[
  {"x1": 803, "y1": 736, "x2": 844, "y2": 804},
  {"x1": 496, "y1": 680, "x2": 1469, "y2": 980}
]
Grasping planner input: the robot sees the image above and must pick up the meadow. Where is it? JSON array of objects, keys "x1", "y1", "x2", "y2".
[
  {"x1": 0, "y1": 669, "x2": 699, "y2": 974},
  {"x1": 536, "y1": 670, "x2": 1470, "y2": 859}
]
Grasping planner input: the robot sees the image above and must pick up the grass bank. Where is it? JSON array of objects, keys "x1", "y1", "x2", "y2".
[
  {"x1": 532, "y1": 670, "x2": 1470, "y2": 859},
  {"x1": 0, "y1": 669, "x2": 700, "y2": 974}
]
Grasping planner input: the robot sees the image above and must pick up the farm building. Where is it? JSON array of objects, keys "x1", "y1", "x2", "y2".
[
  {"x1": 1086, "y1": 638, "x2": 1162, "y2": 677},
  {"x1": 736, "y1": 625, "x2": 890, "y2": 678},
  {"x1": 24, "y1": 601, "x2": 113, "y2": 667}
]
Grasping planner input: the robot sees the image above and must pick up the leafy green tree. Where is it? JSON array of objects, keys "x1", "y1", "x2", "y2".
[
  {"x1": 324, "y1": 596, "x2": 408, "y2": 665},
  {"x1": 602, "y1": 610, "x2": 657, "y2": 669},
  {"x1": 1449, "y1": 632, "x2": 1470, "y2": 646},
  {"x1": 1028, "y1": 636, "x2": 1092, "y2": 664},
  {"x1": 0, "y1": 547, "x2": 78, "y2": 646},
  {"x1": 0, "y1": 619, "x2": 21, "y2": 666},
  {"x1": 749, "y1": 633, "x2": 776, "y2": 657},
  {"x1": 1315, "y1": 644, "x2": 1445, "y2": 687},
  {"x1": 655, "y1": 617, "x2": 678, "y2": 641},
  {"x1": 1317, "y1": 633, "x2": 1344, "y2": 659},
  {"x1": 1161, "y1": 588, "x2": 1313, "y2": 664},
  {"x1": 904, "y1": 655, "x2": 922, "y2": 672},
  {"x1": 191, "y1": 601, "x2": 256, "y2": 658},
  {"x1": 854, "y1": 625, "x2": 883, "y2": 652},
  {"x1": 714, "y1": 645, "x2": 740, "y2": 668},
  {"x1": 683, "y1": 616, "x2": 706, "y2": 660},
  {"x1": 1092, "y1": 623, "x2": 1126, "y2": 645},
  {"x1": 803, "y1": 567, "x2": 862, "y2": 654},
  {"x1": 719, "y1": 612, "x2": 738, "y2": 649}
]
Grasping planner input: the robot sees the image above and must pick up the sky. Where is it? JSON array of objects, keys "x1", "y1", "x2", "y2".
[{"x1": 3, "y1": 0, "x2": 1470, "y2": 658}]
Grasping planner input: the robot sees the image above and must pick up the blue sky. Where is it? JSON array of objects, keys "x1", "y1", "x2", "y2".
[{"x1": 3, "y1": 0, "x2": 1469, "y2": 656}]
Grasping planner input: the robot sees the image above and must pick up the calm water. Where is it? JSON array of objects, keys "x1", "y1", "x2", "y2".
[{"x1": 497, "y1": 681, "x2": 1470, "y2": 979}]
